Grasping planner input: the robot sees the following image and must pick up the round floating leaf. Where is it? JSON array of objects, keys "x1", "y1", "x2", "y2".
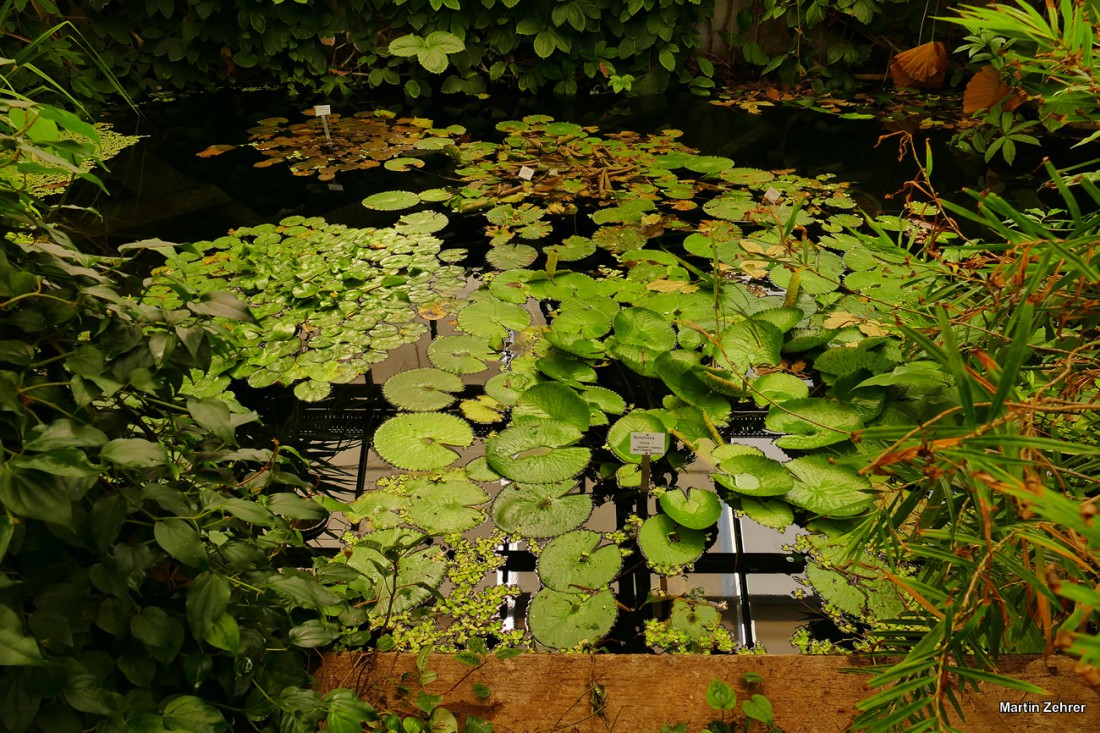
[
  {"x1": 752, "y1": 306, "x2": 804, "y2": 333},
  {"x1": 684, "y1": 155, "x2": 735, "y2": 175},
  {"x1": 720, "y1": 167, "x2": 775, "y2": 186},
  {"x1": 784, "y1": 456, "x2": 871, "y2": 517},
  {"x1": 486, "y1": 421, "x2": 591, "y2": 483},
  {"x1": 382, "y1": 368, "x2": 464, "y2": 411},
  {"x1": 485, "y1": 371, "x2": 538, "y2": 406},
  {"x1": 345, "y1": 529, "x2": 446, "y2": 616},
  {"x1": 703, "y1": 192, "x2": 755, "y2": 221},
  {"x1": 592, "y1": 225, "x2": 646, "y2": 252},
  {"x1": 458, "y1": 298, "x2": 531, "y2": 340},
  {"x1": 384, "y1": 157, "x2": 425, "y2": 172},
  {"x1": 708, "y1": 320, "x2": 783, "y2": 372},
  {"x1": 750, "y1": 372, "x2": 809, "y2": 407},
  {"x1": 546, "y1": 235, "x2": 596, "y2": 262},
  {"x1": 765, "y1": 398, "x2": 862, "y2": 449},
  {"x1": 464, "y1": 456, "x2": 502, "y2": 483},
  {"x1": 528, "y1": 588, "x2": 616, "y2": 649},
  {"x1": 738, "y1": 496, "x2": 795, "y2": 531},
  {"x1": 658, "y1": 488, "x2": 722, "y2": 530},
  {"x1": 669, "y1": 599, "x2": 722, "y2": 640},
  {"x1": 488, "y1": 269, "x2": 536, "y2": 303},
  {"x1": 769, "y1": 251, "x2": 844, "y2": 295},
  {"x1": 486, "y1": 244, "x2": 538, "y2": 270},
  {"x1": 460, "y1": 396, "x2": 505, "y2": 424},
  {"x1": 490, "y1": 482, "x2": 592, "y2": 538},
  {"x1": 405, "y1": 478, "x2": 489, "y2": 535},
  {"x1": 396, "y1": 210, "x2": 449, "y2": 234},
  {"x1": 580, "y1": 385, "x2": 626, "y2": 415},
  {"x1": 293, "y1": 379, "x2": 332, "y2": 402},
  {"x1": 345, "y1": 492, "x2": 405, "y2": 529},
  {"x1": 362, "y1": 190, "x2": 421, "y2": 211},
  {"x1": 553, "y1": 296, "x2": 619, "y2": 339},
  {"x1": 637, "y1": 514, "x2": 706, "y2": 570},
  {"x1": 713, "y1": 455, "x2": 794, "y2": 497},
  {"x1": 373, "y1": 413, "x2": 473, "y2": 470},
  {"x1": 513, "y1": 382, "x2": 591, "y2": 431},
  {"x1": 607, "y1": 411, "x2": 668, "y2": 464},
  {"x1": 428, "y1": 335, "x2": 497, "y2": 374},
  {"x1": 538, "y1": 530, "x2": 622, "y2": 592}
]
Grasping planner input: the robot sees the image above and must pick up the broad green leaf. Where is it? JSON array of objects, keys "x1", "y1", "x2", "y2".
[
  {"x1": 154, "y1": 518, "x2": 206, "y2": 567},
  {"x1": 538, "y1": 530, "x2": 622, "y2": 591},
  {"x1": 486, "y1": 421, "x2": 590, "y2": 483},
  {"x1": 637, "y1": 514, "x2": 706, "y2": 570},
  {"x1": 658, "y1": 488, "x2": 722, "y2": 529},
  {"x1": 186, "y1": 572, "x2": 231, "y2": 640},
  {"x1": 491, "y1": 482, "x2": 592, "y2": 538},
  {"x1": 102, "y1": 438, "x2": 169, "y2": 468},
  {"x1": 373, "y1": 413, "x2": 473, "y2": 470},
  {"x1": 187, "y1": 397, "x2": 236, "y2": 443},
  {"x1": 528, "y1": 588, "x2": 616, "y2": 649},
  {"x1": 706, "y1": 679, "x2": 737, "y2": 711},
  {"x1": 765, "y1": 398, "x2": 862, "y2": 449}
]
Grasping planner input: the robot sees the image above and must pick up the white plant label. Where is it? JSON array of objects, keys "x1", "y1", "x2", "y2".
[
  {"x1": 518, "y1": 166, "x2": 535, "y2": 180},
  {"x1": 763, "y1": 186, "x2": 782, "y2": 204},
  {"x1": 314, "y1": 104, "x2": 332, "y2": 117},
  {"x1": 630, "y1": 432, "x2": 666, "y2": 455},
  {"x1": 328, "y1": 183, "x2": 344, "y2": 192}
]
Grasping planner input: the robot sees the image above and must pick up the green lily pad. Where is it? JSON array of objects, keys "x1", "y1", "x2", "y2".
[
  {"x1": 738, "y1": 496, "x2": 795, "y2": 531},
  {"x1": 752, "y1": 306, "x2": 804, "y2": 333},
  {"x1": 750, "y1": 372, "x2": 810, "y2": 407},
  {"x1": 537, "y1": 530, "x2": 622, "y2": 592},
  {"x1": 484, "y1": 371, "x2": 538, "y2": 406},
  {"x1": 293, "y1": 379, "x2": 332, "y2": 402},
  {"x1": 579, "y1": 385, "x2": 626, "y2": 415},
  {"x1": 592, "y1": 225, "x2": 646, "y2": 252},
  {"x1": 384, "y1": 157, "x2": 425, "y2": 172},
  {"x1": 345, "y1": 492, "x2": 405, "y2": 529},
  {"x1": 362, "y1": 190, "x2": 421, "y2": 211},
  {"x1": 783, "y1": 456, "x2": 871, "y2": 517},
  {"x1": 485, "y1": 421, "x2": 591, "y2": 483},
  {"x1": 464, "y1": 456, "x2": 502, "y2": 483},
  {"x1": 658, "y1": 488, "x2": 722, "y2": 530},
  {"x1": 382, "y1": 368, "x2": 464, "y2": 411},
  {"x1": 428, "y1": 335, "x2": 497, "y2": 374},
  {"x1": 460, "y1": 395, "x2": 505, "y2": 424},
  {"x1": 720, "y1": 167, "x2": 775, "y2": 186},
  {"x1": 764, "y1": 398, "x2": 862, "y2": 449},
  {"x1": 513, "y1": 382, "x2": 591, "y2": 431},
  {"x1": 458, "y1": 298, "x2": 531, "y2": 340},
  {"x1": 487, "y1": 244, "x2": 538, "y2": 270},
  {"x1": 546, "y1": 235, "x2": 596, "y2": 262},
  {"x1": 708, "y1": 320, "x2": 783, "y2": 372},
  {"x1": 373, "y1": 413, "x2": 473, "y2": 470},
  {"x1": 684, "y1": 155, "x2": 735, "y2": 175},
  {"x1": 490, "y1": 482, "x2": 592, "y2": 538},
  {"x1": 528, "y1": 588, "x2": 616, "y2": 649},
  {"x1": 712, "y1": 455, "x2": 794, "y2": 497},
  {"x1": 405, "y1": 478, "x2": 489, "y2": 535},
  {"x1": 669, "y1": 599, "x2": 722, "y2": 640},
  {"x1": 536, "y1": 352, "x2": 597, "y2": 385},
  {"x1": 607, "y1": 410, "x2": 669, "y2": 464},
  {"x1": 637, "y1": 514, "x2": 706, "y2": 571}
]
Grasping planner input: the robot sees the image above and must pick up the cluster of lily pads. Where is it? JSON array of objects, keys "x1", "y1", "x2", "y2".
[
  {"x1": 142, "y1": 214, "x2": 466, "y2": 401},
  {"x1": 190, "y1": 111, "x2": 954, "y2": 651}
]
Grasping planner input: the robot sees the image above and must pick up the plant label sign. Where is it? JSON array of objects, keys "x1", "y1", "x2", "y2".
[
  {"x1": 518, "y1": 165, "x2": 535, "y2": 180},
  {"x1": 313, "y1": 105, "x2": 332, "y2": 117},
  {"x1": 630, "y1": 432, "x2": 666, "y2": 455},
  {"x1": 763, "y1": 186, "x2": 782, "y2": 204}
]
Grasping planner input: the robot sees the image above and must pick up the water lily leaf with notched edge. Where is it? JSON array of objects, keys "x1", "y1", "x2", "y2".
[
  {"x1": 683, "y1": 155, "x2": 735, "y2": 175},
  {"x1": 552, "y1": 296, "x2": 619, "y2": 339},
  {"x1": 362, "y1": 190, "x2": 421, "y2": 211},
  {"x1": 784, "y1": 456, "x2": 871, "y2": 517},
  {"x1": 537, "y1": 351, "x2": 597, "y2": 385},
  {"x1": 708, "y1": 320, "x2": 783, "y2": 372},
  {"x1": 345, "y1": 492, "x2": 405, "y2": 529},
  {"x1": 669, "y1": 599, "x2": 722, "y2": 640},
  {"x1": 764, "y1": 398, "x2": 862, "y2": 449},
  {"x1": 655, "y1": 350, "x2": 730, "y2": 422},
  {"x1": 738, "y1": 496, "x2": 795, "y2": 531},
  {"x1": 382, "y1": 368, "x2": 464, "y2": 411},
  {"x1": 528, "y1": 588, "x2": 616, "y2": 649},
  {"x1": 607, "y1": 307, "x2": 677, "y2": 378},
  {"x1": 750, "y1": 372, "x2": 809, "y2": 407},
  {"x1": 546, "y1": 235, "x2": 596, "y2": 262},
  {"x1": 373, "y1": 413, "x2": 473, "y2": 470},
  {"x1": 513, "y1": 382, "x2": 591, "y2": 431},
  {"x1": 659, "y1": 488, "x2": 722, "y2": 530},
  {"x1": 486, "y1": 420, "x2": 591, "y2": 482},
  {"x1": 405, "y1": 478, "x2": 489, "y2": 535},
  {"x1": 538, "y1": 530, "x2": 622, "y2": 592},
  {"x1": 486, "y1": 244, "x2": 538, "y2": 270},
  {"x1": 720, "y1": 167, "x2": 775, "y2": 186},
  {"x1": 490, "y1": 482, "x2": 592, "y2": 538},
  {"x1": 293, "y1": 379, "x2": 332, "y2": 402},
  {"x1": 457, "y1": 298, "x2": 531, "y2": 340},
  {"x1": 484, "y1": 371, "x2": 538, "y2": 406},
  {"x1": 344, "y1": 529, "x2": 446, "y2": 616},
  {"x1": 461, "y1": 395, "x2": 505, "y2": 424},
  {"x1": 637, "y1": 514, "x2": 706, "y2": 570},
  {"x1": 428, "y1": 335, "x2": 497, "y2": 374},
  {"x1": 464, "y1": 456, "x2": 502, "y2": 483},
  {"x1": 712, "y1": 454, "x2": 794, "y2": 497},
  {"x1": 607, "y1": 410, "x2": 668, "y2": 464},
  {"x1": 770, "y1": 251, "x2": 844, "y2": 295},
  {"x1": 579, "y1": 385, "x2": 626, "y2": 415},
  {"x1": 751, "y1": 306, "x2": 804, "y2": 333}
]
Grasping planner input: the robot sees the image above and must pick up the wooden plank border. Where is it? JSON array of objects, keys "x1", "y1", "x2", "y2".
[{"x1": 315, "y1": 653, "x2": 1098, "y2": 732}]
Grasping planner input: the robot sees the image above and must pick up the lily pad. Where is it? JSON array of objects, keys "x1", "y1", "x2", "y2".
[
  {"x1": 485, "y1": 421, "x2": 591, "y2": 483},
  {"x1": 344, "y1": 529, "x2": 446, "y2": 616},
  {"x1": 607, "y1": 411, "x2": 668, "y2": 464},
  {"x1": 713, "y1": 454, "x2": 794, "y2": 497},
  {"x1": 528, "y1": 588, "x2": 616, "y2": 649},
  {"x1": 658, "y1": 488, "x2": 723, "y2": 530},
  {"x1": 428, "y1": 335, "x2": 497, "y2": 374},
  {"x1": 362, "y1": 190, "x2": 421, "y2": 211},
  {"x1": 373, "y1": 413, "x2": 473, "y2": 470},
  {"x1": 382, "y1": 368, "x2": 464, "y2": 411},
  {"x1": 490, "y1": 482, "x2": 592, "y2": 538},
  {"x1": 458, "y1": 298, "x2": 531, "y2": 340},
  {"x1": 487, "y1": 244, "x2": 538, "y2": 270},
  {"x1": 784, "y1": 456, "x2": 872, "y2": 517},
  {"x1": 460, "y1": 395, "x2": 505, "y2": 424},
  {"x1": 293, "y1": 379, "x2": 332, "y2": 402},
  {"x1": 669, "y1": 599, "x2": 722, "y2": 640},
  {"x1": 464, "y1": 456, "x2": 502, "y2": 483},
  {"x1": 513, "y1": 382, "x2": 591, "y2": 431},
  {"x1": 750, "y1": 372, "x2": 810, "y2": 407},
  {"x1": 546, "y1": 235, "x2": 596, "y2": 262},
  {"x1": 537, "y1": 530, "x2": 622, "y2": 592},
  {"x1": 764, "y1": 398, "x2": 862, "y2": 449},
  {"x1": 345, "y1": 492, "x2": 405, "y2": 529},
  {"x1": 738, "y1": 496, "x2": 795, "y2": 531},
  {"x1": 637, "y1": 514, "x2": 706, "y2": 570},
  {"x1": 405, "y1": 478, "x2": 489, "y2": 535},
  {"x1": 484, "y1": 371, "x2": 538, "y2": 406}
]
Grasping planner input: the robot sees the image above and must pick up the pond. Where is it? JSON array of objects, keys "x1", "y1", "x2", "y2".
[{"x1": 74, "y1": 88, "x2": 1004, "y2": 655}]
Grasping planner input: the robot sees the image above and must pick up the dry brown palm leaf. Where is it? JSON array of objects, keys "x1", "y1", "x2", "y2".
[
  {"x1": 963, "y1": 66, "x2": 1025, "y2": 114},
  {"x1": 890, "y1": 42, "x2": 948, "y2": 89}
]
